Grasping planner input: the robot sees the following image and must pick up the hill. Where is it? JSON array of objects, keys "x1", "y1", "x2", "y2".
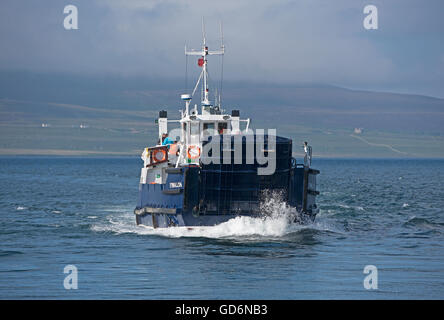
[{"x1": 0, "y1": 71, "x2": 443, "y2": 158}]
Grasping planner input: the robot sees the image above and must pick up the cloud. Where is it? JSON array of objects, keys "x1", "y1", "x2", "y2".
[{"x1": 0, "y1": 0, "x2": 443, "y2": 97}]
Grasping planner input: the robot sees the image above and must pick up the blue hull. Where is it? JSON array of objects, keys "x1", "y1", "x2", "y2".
[
  {"x1": 134, "y1": 163, "x2": 319, "y2": 228},
  {"x1": 135, "y1": 210, "x2": 250, "y2": 228}
]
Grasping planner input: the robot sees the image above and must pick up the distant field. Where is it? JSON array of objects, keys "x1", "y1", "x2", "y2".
[
  {"x1": 281, "y1": 126, "x2": 444, "y2": 158},
  {"x1": 1, "y1": 74, "x2": 443, "y2": 158},
  {"x1": 0, "y1": 125, "x2": 152, "y2": 156},
  {"x1": 1, "y1": 123, "x2": 443, "y2": 159}
]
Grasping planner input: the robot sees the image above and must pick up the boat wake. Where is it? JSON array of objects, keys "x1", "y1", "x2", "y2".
[
  {"x1": 91, "y1": 211, "x2": 335, "y2": 240},
  {"x1": 91, "y1": 194, "x2": 340, "y2": 240}
]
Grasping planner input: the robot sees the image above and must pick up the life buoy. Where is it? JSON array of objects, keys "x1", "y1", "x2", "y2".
[
  {"x1": 152, "y1": 148, "x2": 167, "y2": 163},
  {"x1": 187, "y1": 145, "x2": 201, "y2": 159}
]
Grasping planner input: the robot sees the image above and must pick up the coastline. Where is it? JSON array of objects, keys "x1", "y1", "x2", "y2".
[
  {"x1": 1, "y1": 148, "x2": 444, "y2": 160},
  {"x1": 0, "y1": 148, "x2": 139, "y2": 157}
]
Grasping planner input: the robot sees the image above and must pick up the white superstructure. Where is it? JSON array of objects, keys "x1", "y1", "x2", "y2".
[{"x1": 141, "y1": 20, "x2": 251, "y2": 184}]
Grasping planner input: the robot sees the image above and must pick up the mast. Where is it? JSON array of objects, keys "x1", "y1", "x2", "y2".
[
  {"x1": 185, "y1": 18, "x2": 224, "y2": 110},
  {"x1": 202, "y1": 18, "x2": 208, "y2": 105}
]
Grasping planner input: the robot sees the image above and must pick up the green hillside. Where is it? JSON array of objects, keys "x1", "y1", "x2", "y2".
[{"x1": 1, "y1": 72, "x2": 443, "y2": 158}]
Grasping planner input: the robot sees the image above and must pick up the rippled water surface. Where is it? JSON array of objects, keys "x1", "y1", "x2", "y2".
[{"x1": 0, "y1": 157, "x2": 443, "y2": 299}]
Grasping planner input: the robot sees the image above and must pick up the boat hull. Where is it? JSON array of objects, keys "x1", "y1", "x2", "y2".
[
  {"x1": 135, "y1": 209, "x2": 317, "y2": 228},
  {"x1": 135, "y1": 135, "x2": 319, "y2": 228}
]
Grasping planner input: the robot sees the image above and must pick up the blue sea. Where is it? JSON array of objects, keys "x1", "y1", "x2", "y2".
[{"x1": 0, "y1": 157, "x2": 443, "y2": 299}]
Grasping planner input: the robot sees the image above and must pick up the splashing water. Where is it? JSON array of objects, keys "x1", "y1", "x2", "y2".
[
  {"x1": 91, "y1": 191, "x2": 334, "y2": 239},
  {"x1": 93, "y1": 211, "x2": 304, "y2": 239},
  {"x1": 259, "y1": 189, "x2": 309, "y2": 224}
]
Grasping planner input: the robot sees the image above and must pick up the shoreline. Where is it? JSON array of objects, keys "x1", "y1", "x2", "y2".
[
  {"x1": 0, "y1": 148, "x2": 139, "y2": 157},
  {"x1": 1, "y1": 148, "x2": 444, "y2": 160}
]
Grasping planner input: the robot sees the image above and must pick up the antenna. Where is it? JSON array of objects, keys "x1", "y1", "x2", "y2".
[
  {"x1": 220, "y1": 20, "x2": 224, "y2": 49},
  {"x1": 219, "y1": 20, "x2": 224, "y2": 108},
  {"x1": 184, "y1": 44, "x2": 188, "y2": 92},
  {"x1": 202, "y1": 17, "x2": 206, "y2": 47}
]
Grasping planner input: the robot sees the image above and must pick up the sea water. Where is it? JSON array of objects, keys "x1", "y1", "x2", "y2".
[{"x1": 0, "y1": 157, "x2": 443, "y2": 299}]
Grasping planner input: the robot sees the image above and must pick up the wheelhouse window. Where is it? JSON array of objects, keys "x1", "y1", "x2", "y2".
[
  {"x1": 191, "y1": 122, "x2": 199, "y2": 135},
  {"x1": 218, "y1": 122, "x2": 228, "y2": 134},
  {"x1": 202, "y1": 122, "x2": 215, "y2": 140},
  {"x1": 182, "y1": 123, "x2": 187, "y2": 142},
  {"x1": 189, "y1": 122, "x2": 200, "y2": 145}
]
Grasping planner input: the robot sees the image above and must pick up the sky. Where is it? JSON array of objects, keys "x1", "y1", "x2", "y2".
[{"x1": 0, "y1": 0, "x2": 443, "y2": 98}]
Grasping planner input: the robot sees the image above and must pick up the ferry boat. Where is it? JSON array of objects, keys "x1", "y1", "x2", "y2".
[{"x1": 134, "y1": 25, "x2": 319, "y2": 228}]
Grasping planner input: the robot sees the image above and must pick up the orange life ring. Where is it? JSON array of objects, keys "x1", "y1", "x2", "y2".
[
  {"x1": 152, "y1": 148, "x2": 167, "y2": 163},
  {"x1": 187, "y1": 145, "x2": 201, "y2": 159}
]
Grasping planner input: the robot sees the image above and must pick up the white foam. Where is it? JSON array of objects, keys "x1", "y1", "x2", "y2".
[
  {"x1": 146, "y1": 214, "x2": 298, "y2": 238},
  {"x1": 92, "y1": 213, "x2": 315, "y2": 239},
  {"x1": 91, "y1": 192, "x2": 341, "y2": 240}
]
